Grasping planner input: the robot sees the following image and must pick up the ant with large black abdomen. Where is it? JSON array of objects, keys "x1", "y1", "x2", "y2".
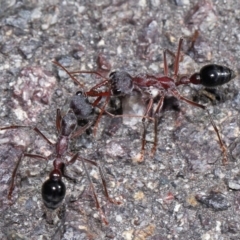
[
  {"x1": 0, "y1": 96, "x2": 121, "y2": 225},
  {"x1": 60, "y1": 38, "x2": 236, "y2": 164}
]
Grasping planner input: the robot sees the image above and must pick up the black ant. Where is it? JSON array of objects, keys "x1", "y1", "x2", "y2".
[
  {"x1": 58, "y1": 38, "x2": 236, "y2": 164},
  {"x1": 0, "y1": 97, "x2": 120, "y2": 224}
]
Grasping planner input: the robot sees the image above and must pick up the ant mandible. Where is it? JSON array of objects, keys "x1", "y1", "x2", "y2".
[
  {"x1": 0, "y1": 96, "x2": 120, "y2": 225},
  {"x1": 55, "y1": 38, "x2": 236, "y2": 164}
]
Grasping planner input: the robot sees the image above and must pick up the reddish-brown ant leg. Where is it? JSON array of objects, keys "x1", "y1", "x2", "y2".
[
  {"x1": 163, "y1": 50, "x2": 169, "y2": 76},
  {"x1": 140, "y1": 121, "x2": 147, "y2": 162},
  {"x1": 162, "y1": 38, "x2": 183, "y2": 81},
  {"x1": 78, "y1": 156, "x2": 109, "y2": 225},
  {"x1": 52, "y1": 61, "x2": 85, "y2": 88},
  {"x1": 171, "y1": 89, "x2": 228, "y2": 165},
  {"x1": 140, "y1": 99, "x2": 154, "y2": 161},
  {"x1": 0, "y1": 125, "x2": 54, "y2": 200},
  {"x1": 70, "y1": 70, "x2": 109, "y2": 92},
  {"x1": 95, "y1": 105, "x2": 154, "y2": 121},
  {"x1": 32, "y1": 127, "x2": 54, "y2": 146},
  {"x1": 60, "y1": 65, "x2": 112, "y2": 137},
  {"x1": 92, "y1": 96, "x2": 103, "y2": 107},
  {"x1": 78, "y1": 157, "x2": 121, "y2": 205},
  {"x1": 93, "y1": 95, "x2": 111, "y2": 136},
  {"x1": 71, "y1": 121, "x2": 93, "y2": 139},
  {"x1": 86, "y1": 88, "x2": 112, "y2": 137},
  {"x1": 61, "y1": 152, "x2": 79, "y2": 181},
  {"x1": 151, "y1": 94, "x2": 165, "y2": 156},
  {"x1": 173, "y1": 37, "x2": 183, "y2": 80},
  {"x1": 86, "y1": 90, "x2": 111, "y2": 98},
  {"x1": 70, "y1": 70, "x2": 107, "y2": 80},
  {"x1": 56, "y1": 108, "x2": 62, "y2": 133},
  {"x1": 67, "y1": 153, "x2": 121, "y2": 205},
  {"x1": 165, "y1": 49, "x2": 176, "y2": 59},
  {"x1": 92, "y1": 95, "x2": 116, "y2": 136},
  {"x1": 204, "y1": 109, "x2": 228, "y2": 165},
  {"x1": 8, "y1": 153, "x2": 48, "y2": 201},
  {"x1": 89, "y1": 80, "x2": 108, "y2": 91},
  {"x1": 65, "y1": 152, "x2": 79, "y2": 165},
  {"x1": 0, "y1": 125, "x2": 54, "y2": 146},
  {"x1": 142, "y1": 99, "x2": 154, "y2": 122}
]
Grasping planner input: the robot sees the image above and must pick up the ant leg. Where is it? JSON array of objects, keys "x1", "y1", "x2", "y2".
[
  {"x1": 140, "y1": 121, "x2": 147, "y2": 162},
  {"x1": 173, "y1": 37, "x2": 183, "y2": 79},
  {"x1": 205, "y1": 109, "x2": 228, "y2": 165},
  {"x1": 0, "y1": 125, "x2": 54, "y2": 146},
  {"x1": 93, "y1": 95, "x2": 111, "y2": 136},
  {"x1": 88, "y1": 79, "x2": 109, "y2": 92},
  {"x1": 71, "y1": 121, "x2": 93, "y2": 139},
  {"x1": 142, "y1": 98, "x2": 153, "y2": 123},
  {"x1": 0, "y1": 125, "x2": 29, "y2": 130},
  {"x1": 92, "y1": 96, "x2": 103, "y2": 107},
  {"x1": 151, "y1": 95, "x2": 165, "y2": 156},
  {"x1": 139, "y1": 99, "x2": 154, "y2": 161},
  {"x1": 165, "y1": 49, "x2": 176, "y2": 59},
  {"x1": 54, "y1": 60, "x2": 110, "y2": 97},
  {"x1": 8, "y1": 153, "x2": 47, "y2": 201},
  {"x1": 95, "y1": 105, "x2": 154, "y2": 121},
  {"x1": 67, "y1": 153, "x2": 121, "y2": 206},
  {"x1": 79, "y1": 156, "x2": 109, "y2": 225},
  {"x1": 71, "y1": 71, "x2": 109, "y2": 93},
  {"x1": 163, "y1": 50, "x2": 169, "y2": 76},
  {"x1": 79, "y1": 157, "x2": 121, "y2": 205},
  {"x1": 56, "y1": 109, "x2": 62, "y2": 133},
  {"x1": 87, "y1": 90, "x2": 110, "y2": 98},
  {"x1": 171, "y1": 89, "x2": 228, "y2": 165},
  {"x1": 32, "y1": 127, "x2": 54, "y2": 146},
  {"x1": 70, "y1": 70, "x2": 108, "y2": 82},
  {"x1": 66, "y1": 152, "x2": 79, "y2": 166},
  {"x1": 61, "y1": 152, "x2": 79, "y2": 182},
  {"x1": 53, "y1": 61, "x2": 85, "y2": 88}
]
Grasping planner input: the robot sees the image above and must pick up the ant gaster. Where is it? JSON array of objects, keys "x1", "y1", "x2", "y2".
[
  {"x1": 59, "y1": 38, "x2": 236, "y2": 165},
  {"x1": 0, "y1": 97, "x2": 120, "y2": 224}
]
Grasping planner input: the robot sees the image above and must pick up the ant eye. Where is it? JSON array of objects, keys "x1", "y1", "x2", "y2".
[
  {"x1": 109, "y1": 72, "x2": 116, "y2": 78},
  {"x1": 76, "y1": 91, "x2": 83, "y2": 96},
  {"x1": 112, "y1": 88, "x2": 122, "y2": 95},
  {"x1": 76, "y1": 91, "x2": 88, "y2": 99}
]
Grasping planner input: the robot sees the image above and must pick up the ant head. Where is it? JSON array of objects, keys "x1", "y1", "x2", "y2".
[
  {"x1": 70, "y1": 92, "x2": 94, "y2": 120},
  {"x1": 109, "y1": 71, "x2": 133, "y2": 96}
]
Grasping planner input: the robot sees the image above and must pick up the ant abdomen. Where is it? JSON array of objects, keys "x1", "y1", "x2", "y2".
[
  {"x1": 41, "y1": 170, "x2": 66, "y2": 210},
  {"x1": 190, "y1": 64, "x2": 236, "y2": 87},
  {"x1": 109, "y1": 71, "x2": 133, "y2": 96}
]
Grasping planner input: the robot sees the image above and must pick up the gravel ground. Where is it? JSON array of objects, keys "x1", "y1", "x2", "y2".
[{"x1": 0, "y1": 0, "x2": 240, "y2": 240}]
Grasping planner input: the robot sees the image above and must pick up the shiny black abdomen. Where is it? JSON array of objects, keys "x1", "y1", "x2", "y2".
[
  {"x1": 42, "y1": 178, "x2": 66, "y2": 209},
  {"x1": 200, "y1": 64, "x2": 235, "y2": 87}
]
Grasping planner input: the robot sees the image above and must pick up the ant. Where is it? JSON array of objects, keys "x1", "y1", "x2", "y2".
[
  {"x1": 58, "y1": 38, "x2": 236, "y2": 164},
  {"x1": 0, "y1": 96, "x2": 121, "y2": 225}
]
